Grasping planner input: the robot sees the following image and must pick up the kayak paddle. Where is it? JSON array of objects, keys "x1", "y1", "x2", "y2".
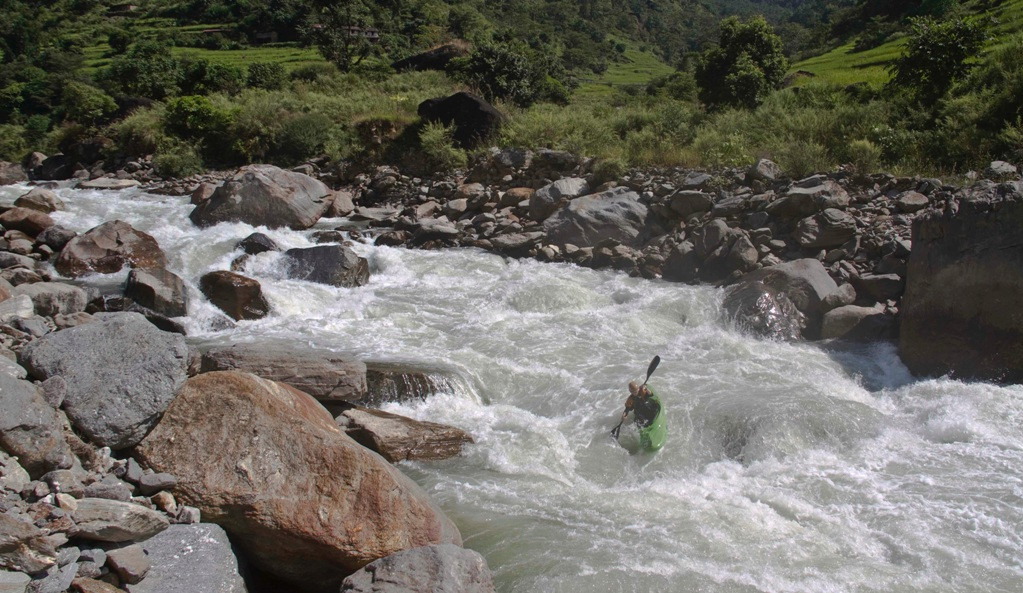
[{"x1": 611, "y1": 355, "x2": 661, "y2": 441}]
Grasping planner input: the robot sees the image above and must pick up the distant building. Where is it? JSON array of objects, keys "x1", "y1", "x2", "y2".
[
  {"x1": 107, "y1": 3, "x2": 138, "y2": 16},
  {"x1": 344, "y1": 26, "x2": 380, "y2": 43}
]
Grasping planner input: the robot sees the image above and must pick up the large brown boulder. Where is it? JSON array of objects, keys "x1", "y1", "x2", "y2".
[
  {"x1": 0, "y1": 207, "x2": 55, "y2": 237},
  {"x1": 136, "y1": 371, "x2": 461, "y2": 593},
  {"x1": 189, "y1": 165, "x2": 332, "y2": 230},
  {"x1": 198, "y1": 271, "x2": 270, "y2": 321},
  {"x1": 0, "y1": 161, "x2": 27, "y2": 185},
  {"x1": 200, "y1": 343, "x2": 367, "y2": 403},
  {"x1": 54, "y1": 221, "x2": 166, "y2": 278},
  {"x1": 900, "y1": 193, "x2": 1023, "y2": 381},
  {"x1": 338, "y1": 406, "x2": 474, "y2": 462}
]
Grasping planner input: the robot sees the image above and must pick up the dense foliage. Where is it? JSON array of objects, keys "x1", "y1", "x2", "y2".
[{"x1": 696, "y1": 16, "x2": 788, "y2": 109}]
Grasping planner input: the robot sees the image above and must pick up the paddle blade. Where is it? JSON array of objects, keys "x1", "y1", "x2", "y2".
[{"x1": 644, "y1": 355, "x2": 660, "y2": 384}]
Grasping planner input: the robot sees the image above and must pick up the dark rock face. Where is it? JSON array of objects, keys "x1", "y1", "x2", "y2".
[
  {"x1": 33, "y1": 154, "x2": 74, "y2": 181},
  {"x1": 200, "y1": 343, "x2": 367, "y2": 403},
  {"x1": 199, "y1": 271, "x2": 270, "y2": 321},
  {"x1": 391, "y1": 42, "x2": 469, "y2": 72},
  {"x1": 338, "y1": 406, "x2": 473, "y2": 463},
  {"x1": 900, "y1": 194, "x2": 1023, "y2": 381},
  {"x1": 418, "y1": 92, "x2": 504, "y2": 149},
  {"x1": 124, "y1": 268, "x2": 188, "y2": 318},
  {"x1": 54, "y1": 220, "x2": 167, "y2": 278},
  {"x1": 283, "y1": 245, "x2": 370, "y2": 288},
  {"x1": 236, "y1": 233, "x2": 279, "y2": 255},
  {"x1": 189, "y1": 165, "x2": 332, "y2": 230},
  {"x1": 544, "y1": 187, "x2": 650, "y2": 248},
  {"x1": 20, "y1": 312, "x2": 189, "y2": 450},
  {"x1": 722, "y1": 280, "x2": 806, "y2": 341},
  {"x1": 340, "y1": 544, "x2": 495, "y2": 593}
]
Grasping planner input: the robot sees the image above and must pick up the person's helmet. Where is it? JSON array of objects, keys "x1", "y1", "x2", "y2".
[{"x1": 628, "y1": 381, "x2": 640, "y2": 395}]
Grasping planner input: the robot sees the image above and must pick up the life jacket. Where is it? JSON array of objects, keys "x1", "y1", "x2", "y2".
[{"x1": 629, "y1": 388, "x2": 661, "y2": 428}]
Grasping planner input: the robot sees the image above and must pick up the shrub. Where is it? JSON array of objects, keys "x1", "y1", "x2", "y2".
[
  {"x1": 696, "y1": 16, "x2": 788, "y2": 109},
  {"x1": 152, "y1": 141, "x2": 203, "y2": 178},
  {"x1": 887, "y1": 17, "x2": 987, "y2": 104},
  {"x1": 108, "y1": 29, "x2": 132, "y2": 54},
  {"x1": 0, "y1": 125, "x2": 27, "y2": 160},
  {"x1": 418, "y1": 121, "x2": 466, "y2": 172},
  {"x1": 23, "y1": 115, "x2": 50, "y2": 146},
  {"x1": 165, "y1": 95, "x2": 234, "y2": 139},
  {"x1": 775, "y1": 139, "x2": 831, "y2": 178},
  {"x1": 847, "y1": 139, "x2": 882, "y2": 177},
  {"x1": 107, "y1": 104, "x2": 166, "y2": 157},
  {"x1": 247, "y1": 62, "x2": 287, "y2": 90},
  {"x1": 103, "y1": 40, "x2": 182, "y2": 100},
  {"x1": 61, "y1": 81, "x2": 117, "y2": 127},
  {"x1": 291, "y1": 63, "x2": 338, "y2": 82},
  {"x1": 181, "y1": 58, "x2": 246, "y2": 96},
  {"x1": 592, "y1": 157, "x2": 627, "y2": 184},
  {"x1": 271, "y1": 112, "x2": 332, "y2": 164},
  {"x1": 448, "y1": 43, "x2": 566, "y2": 108}
]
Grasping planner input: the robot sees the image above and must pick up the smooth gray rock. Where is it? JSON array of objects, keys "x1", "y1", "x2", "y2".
[
  {"x1": 70, "y1": 499, "x2": 169, "y2": 543},
  {"x1": 0, "y1": 162, "x2": 28, "y2": 186},
  {"x1": 283, "y1": 245, "x2": 370, "y2": 288},
  {"x1": 124, "y1": 268, "x2": 188, "y2": 318},
  {"x1": 895, "y1": 191, "x2": 929, "y2": 213},
  {"x1": 822, "y1": 283, "x2": 857, "y2": 311},
  {"x1": 21, "y1": 312, "x2": 188, "y2": 450},
  {"x1": 14, "y1": 189, "x2": 64, "y2": 214},
  {"x1": 137, "y1": 473, "x2": 176, "y2": 496},
  {"x1": 200, "y1": 343, "x2": 367, "y2": 403},
  {"x1": 748, "y1": 158, "x2": 782, "y2": 182},
  {"x1": 768, "y1": 180, "x2": 850, "y2": 218},
  {"x1": 668, "y1": 190, "x2": 714, "y2": 218},
  {"x1": 340, "y1": 544, "x2": 495, "y2": 593},
  {"x1": 124, "y1": 524, "x2": 247, "y2": 593},
  {"x1": 544, "y1": 187, "x2": 649, "y2": 249},
  {"x1": 338, "y1": 407, "x2": 473, "y2": 463},
  {"x1": 0, "y1": 570, "x2": 31, "y2": 593},
  {"x1": 34, "y1": 226, "x2": 76, "y2": 252},
  {"x1": 11, "y1": 283, "x2": 88, "y2": 318},
  {"x1": 54, "y1": 220, "x2": 166, "y2": 278},
  {"x1": 189, "y1": 165, "x2": 332, "y2": 230},
  {"x1": 0, "y1": 357, "x2": 27, "y2": 380},
  {"x1": 795, "y1": 208, "x2": 857, "y2": 249},
  {"x1": 528, "y1": 178, "x2": 589, "y2": 221},
  {"x1": 821, "y1": 305, "x2": 886, "y2": 339},
  {"x1": 25, "y1": 562, "x2": 75, "y2": 593},
  {"x1": 0, "y1": 296, "x2": 34, "y2": 324},
  {"x1": 0, "y1": 452, "x2": 30, "y2": 493},
  {"x1": 78, "y1": 178, "x2": 140, "y2": 190},
  {"x1": 0, "y1": 375, "x2": 75, "y2": 478}
]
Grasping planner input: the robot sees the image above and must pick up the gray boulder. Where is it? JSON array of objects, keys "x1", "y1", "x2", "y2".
[
  {"x1": 235, "y1": 233, "x2": 278, "y2": 255},
  {"x1": 0, "y1": 374, "x2": 75, "y2": 478},
  {"x1": 748, "y1": 158, "x2": 782, "y2": 182},
  {"x1": 200, "y1": 343, "x2": 367, "y2": 403},
  {"x1": 724, "y1": 258, "x2": 838, "y2": 339},
  {"x1": 77, "y1": 179, "x2": 139, "y2": 190},
  {"x1": 821, "y1": 305, "x2": 886, "y2": 340},
  {"x1": 125, "y1": 524, "x2": 247, "y2": 593},
  {"x1": 0, "y1": 162, "x2": 27, "y2": 185},
  {"x1": 895, "y1": 191, "x2": 929, "y2": 213},
  {"x1": 0, "y1": 451, "x2": 30, "y2": 493},
  {"x1": 722, "y1": 280, "x2": 806, "y2": 341},
  {"x1": 544, "y1": 187, "x2": 649, "y2": 249},
  {"x1": 189, "y1": 165, "x2": 332, "y2": 230},
  {"x1": 767, "y1": 180, "x2": 850, "y2": 218},
  {"x1": 14, "y1": 189, "x2": 64, "y2": 214},
  {"x1": 70, "y1": 499, "x2": 169, "y2": 543},
  {"x1": 528, "y1": 178, "x2": 589, "y2": 221},
  {"x1": 0, "y1": 208, "x2": 53, "y2": 238},
  {"x1": 853, "y1": 273, "x2": 904, "y2": 301},
  {"x1": 340, "y1": 544, "x2": 495, "y2": 593},
  {"x1": 11, "y1": 283, "x2": 88, "y2": 317},
  {"x1": 668, "y1": 191, "x2": 714, "y2": 219},
  {"x1": 0, "y1": 570, "x2": 31, "y2": 593},
  {"x1": 795, "y1": 208, "x2": 857, "y2": 249},
  {"x1": 124, "y1": 268, "x2": 188, "y2": 318},
  {"x1": 338, "y1": 407, "x2": 473, "y2": 463},
  {"x1": 0, "y1": 514, "x2": 57, "y2": 574},
  {"x1": 283, "y1": 245, "x2": 370, "y2": 288},
  {"x1": 21, "y1": 312, "x2": 188, "y2": 450},
  {"x1": 0, "y1": 296, "x2": 36, "y2": 324},
  {"x1": 34, "y1": 226, "x2": 76, "y2": 252}
]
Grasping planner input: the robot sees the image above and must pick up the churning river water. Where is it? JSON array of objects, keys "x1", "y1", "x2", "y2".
[{"x1": 5, "y1": 184, "x2": 1023, "y2": 593}]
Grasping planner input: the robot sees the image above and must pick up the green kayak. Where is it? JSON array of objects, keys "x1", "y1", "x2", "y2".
[{"x1": 639, "y1": 392, "x2": 667, "y2": 452}]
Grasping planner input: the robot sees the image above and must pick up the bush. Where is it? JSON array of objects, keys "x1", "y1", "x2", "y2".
[
  {"x1": 591, "y1": 157, "x2": 627, "y2": 184},
  {"x1": 247, "y1": 62, "x2": 287, "y2": 90},
  {"x1": 847, "y1": 139, "x2": 882, "y2": 177},
  {"x1": 107, "y1": 104, "x2": 166, "y2": 157},
  {"x1": 887, "y1": 17, "x2": 987, "y2": 104},
  {"x1": 271, "y1": 112, "x2": 332, "y2": 164},
  {"x1": 775, "y1": 139, "x2": 830, "y2": 178},
  {"x1": 165, "y1": 95, "x2": 234, "y2": 139},
  {"x1": 104, "y1": 40, "x2": 182, "y2": 100},
  {"x1": 696, "y1": 16, "x2": 788, "y2": 109},
  {"x1": 181, "y1": 58, "x2": 246, "y2": 96},
  {"x1": 108, "y1": 29, "x2": 132, "y2": 54},
  {"x1": 418, "y1": 121, "x2": 466, "y2": 172},
  {"x1": 0, "y1": 125, "x2": 27, "y2": 161},
  {"x1": 448, "y1": 43, "x2": 566, "y2": 108},
  {"x1": 152, "y1": 141, "x2": 203, "y2": 178},
  {"x1": 61, "y1": 81, "x2": 117, "y2": 127},
  {"x1": 290, "y1": 63, "x2": 338, "y2": 82}
]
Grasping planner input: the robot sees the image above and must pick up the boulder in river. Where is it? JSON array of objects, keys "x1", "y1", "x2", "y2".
[
  {"x1": 14, "y1": 188, "x2": 64, "y2": 214},
  {"x1": 136, "y1": 371, "x2": 462, "y2": 593},
  {"x1": 722, "y1": 280, "x2": 806, "y2": 341},
  {"x1": 283, "y1": 244, "x2": 370, "y2": 288},
  {"x1": 198, "y1": 271, "x2": 270, "y2": 321},
  {"x1": 724, "y1": 258, "x2": 838, "y2": 339},
  {"x1": 21, "y1": 312, "x2": 189, "y2": 450},
  {"x1": 0, "y1": 207, "x2": 54, "y2": 237},
  {"x1": 337, "y1": 406, "x2": 474, "y2": 462},
  {"x1": 0, "y1": 161, "x2": 27, "y2": 185},
  {"x1": 200, "y1": 342, "x2": 368, "y2": 403},
  {"x1": 544, "y1": 187, "x2": 650, "y2": 249},
  {"x1": 340, "y1": 544, "x2": 495, "y2": 593},
  {"x1": 124, "y1": 268, "x2": 188, "y2": 318},
  {"x1": 189, "y1": 165, "x2": 332, "y2": 230},
  {"x1": 54, "y1": 220, "x2": 166, "y2": 278}
]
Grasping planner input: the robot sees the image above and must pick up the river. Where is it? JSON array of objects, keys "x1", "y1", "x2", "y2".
[{"x1": 6, "y1": 183, "x2": 1022, "y2": 593}]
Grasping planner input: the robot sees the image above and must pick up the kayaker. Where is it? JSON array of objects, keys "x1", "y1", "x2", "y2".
[{"x1": 619, "y1": 381, "x2": 661, "y2": 429}]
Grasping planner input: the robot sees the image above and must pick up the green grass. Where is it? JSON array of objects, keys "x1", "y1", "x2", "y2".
[{"x1": 574, "y1": 45, "x2": 676, "y2": 100}]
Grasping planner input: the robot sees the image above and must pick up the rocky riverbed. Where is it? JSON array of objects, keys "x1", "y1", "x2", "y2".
[{"x1": 0, "y1": 149, "x2": 1021, "y2": 593}]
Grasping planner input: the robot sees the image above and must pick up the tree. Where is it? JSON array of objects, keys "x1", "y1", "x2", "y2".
[
  {"x1": 447, "y1": 43, "x2": 568, "y2": 108},
  {"x1": 695, "y1": 16, "x2": 788, "y2": 110},
  {"x1": 306, "y1": 0, "x2": 378, "y2": 73},
  {"x1": 887, "y1": 17, "x2": 987, "y2": 104},
  {"x1": 103, "y1": 40, "x2": 182, "y2": 100}
]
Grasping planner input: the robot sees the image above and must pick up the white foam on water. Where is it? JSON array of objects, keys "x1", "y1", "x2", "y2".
[{"x1": 27, "y1": 185, "x2": 1023, "y2": 593}]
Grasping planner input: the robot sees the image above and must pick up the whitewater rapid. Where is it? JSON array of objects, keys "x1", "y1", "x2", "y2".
[{"x1": 6, "y1": 183, "x2": 1022, "y2": 593}]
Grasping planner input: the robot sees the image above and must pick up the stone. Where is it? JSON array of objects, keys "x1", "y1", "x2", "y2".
[
  {"x1": 724, "y1": 259, "x2": 838, "y2": 339},
  {"x1": 123, "y1": 524, "x2": 247, "y2": 593},
  {"x1": 34, "y1": 226, "x2": 75, "y2": 253},
  {"x1": 722, "y1": 280, "x2": 806, "y2": 341},
  {"x1": 0, "y1": 162, "x2": 28, "y2": 185},
  {"x1": 0, "y1": 452, "x2": 30, "y2": 493},
  {"x1": 489, "y1": 232, "x2": 543, "y2": 258},
  {"x1": 14, "y1": 190, "x2": 64, "y2": 214},
  {"x1": 105, "y1": 545, "x2": 149, "y2": 585},
  {"x1": 26, "y1": 562, "x2": 76, "y2": 593},
  {"x1": 0, "y1": 296, "x2": 35, "y2": 324},
  {"x1": 821, "y1": 305, "x2": 887, "y2": 340},
  {"x1": 283, "y1": 245, "x2": 370, "y2": 288},
  {"x1": 77, "y1": 179, "x2": 140, "y2": 190},
  {"x1": 124, "y1": 268, "x2": 188, "y2": 318},
  {"x1": 500, "y1": 187, "x2": 532, "y2": 208},
  {"x1": 340, "y1": 544, "x2": 494, "y2": 593},
  {"x1": 136, "y1": 371, "x2": 461, "y2": 593},
  {"x1": 21, "y1": 312, "x2": 188, "y2": 450},
  {"x1": 0, "y1": 514, "x2": 57, "y2": 574},
  {"x1": 767, "y1": 180, "x2": 850, "y2": 218},
  {"x1": 198, "y1": 271, "x2": 270, "y2": 321},
  {"x1": 55, "y1": 221, "x2": 166, "y2": 278},
  {"x1": 200, "y1": 343, "x2": 367, "y2": 403},
  {"x1": 327, "y1": 189, "x2": 356, "y2": 217},
  {"x1": 0, "y1": 570, "x2": 31, "y2": 593},
  {"x1": 668, "y1": 191, "x2": 713, "y2": 218},
  {"x1": 70, "y1": 499, "x2": 168, "y2": 543},
  {"x1": 391, "y1": 42, "x2": 469, "y2": 72},
  {"x1": 528, "y1": 178, "x2": 589, "y2": 221},
  {"x1": 822, "y1": 283, "x2": 857, "y2": 311},
  {"x1": 748, "y1": 158, "x2": 782, "y2": 182},
  {"x1": 0, "y1": 209, "x2": 53, "y2": 238},
  {"x1": 83, "y1": 476, "x2": 132, "y2": 503},
  {"x1": 661, "y1": 242, "x2": 700, "y2": 283},
  {"x1": 895, "y1": 191, "x2": 929, "y2": 213},
  {"x1": 137, "y1": 474, "x2": 176, "y2": 497},
  {"x1": 190, "y1": 183, "x2": 218, "y2": 205},
  {"x1": 544, "y1": 187, "x2": 649, "y2": 249},
  {"x1": 190, "y1": 165, "x2": 333, "y2": 230},
  {"x1": 492, "y1": 148, "x2": 533, "y2": 173},
  {"x1": 0, "y1": 356, "x2": 26, "y2": 379},
  {"x1": 235, "y1": 233, "x2": 278, "y2": 255},
  {"x1": 363, "y1": 362, "x2": 464, "y2": 406},
  {"x1": 11, "y1": 283, "x2": 88, "y2": 317},
  {"x1": 853, "y1": 273, "x2": 904, "y2": 301},
  {"x1": 795, "y1": 208, "x2": 857, "y2": 249},
  {"x1": 986, "y1": 160, "x2": 1018, "y2": 179},
  {"x1": 339, "y1": 407, "x2": 474, "y2": 462},
  {"x1": 71, "y1": 578, "x2": 121, "y2": 593},
  {"x1": 0, "y1": 375, "x2": 75, "y2": 479},
  {"x1": 418, "y1": 92, "x2": 504, "y2": 149}
]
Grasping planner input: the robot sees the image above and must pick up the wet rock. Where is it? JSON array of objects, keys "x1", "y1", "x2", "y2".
[
  {"x1": 338, "y1": 407, "x2": 473, "y2": 462},
  {"x1": 123, "y1": 524, "x2": 247, "y2": 593},
  {"x1": 0, "y1": 375, "x2": 75, "y2": 478},
  {"x1": 235, "y1": 233, "x2": 278, "y2": 255},
  {"x1": 661, "y1": 242, "x2": 699, "y2": 283},
  {"x1": 725, "y1": 258, "x2": 838, "y2": 339},
  {"x1": 33, "y1": 155, "x2": 72, "y2": 181},
  {"x1": 528, "y1": 178, "x2": 589, "y2": 221},
  {"x1": 11, "y1": 283, "x2": 88, "y2": 317},
  {"x1": 417, "y1": 92, "x2": 504, "y2": 149},
  {"x1": 136, "y1": 371, "x2": 461, "y2": 593},
  {"x1": 490, "y1": 232, "x2": 543, "y2": 258},
  {"x1": 722, "y1": 280, "x2": 806, "y2": 341},
  {"x1": 200, "y1": 343, "x2": 367, "y2": 403},
  {"x1": 14, "y1": 190, "x2": 64, "y2": 214},
  {"x1": 21, "y1": 312, "x2": 188, "y2": 450},
  {"x1": 544, "y1": 187, "x2": 649, "y2": 249},
  {"x1": 198, "y1": 271, "x2": 270, "y2": 321},
  {"x1": 0, "y1": 209, "x2": 53, "y2": 238},
  {"x1": 340, "y1": 544, "x2": 494, "y2": 593},
  {"x1": 821, "y1": 305, "x2": 886, "y2": 340},
  {"x1": 34, "y1": 226, "x2": 76, "y2": 253},
  {"x1": 55, "y1": 221, "x2": 166, "y2": 278},
  {"x1": 78, "y1": 179, "x2": 139, "y2": 190},
  {"x1": 363, "y1": 361, "x2": 466, "y2": 406},
  {"x1": 283, "y1": 245, "x2": 370, "y2": 288},
  {"x1": 70, "y1": 499, "x2": 168, "y2": 543},
  {"x1": 124, "y1": 268, "x2": 188, "y2": 318},
  {"x1": 0, "y1": 514, "x2": 57, "y2": 574},
  {"x1": 189, "y1": 165, "x2": 333, "y2": 230}
]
